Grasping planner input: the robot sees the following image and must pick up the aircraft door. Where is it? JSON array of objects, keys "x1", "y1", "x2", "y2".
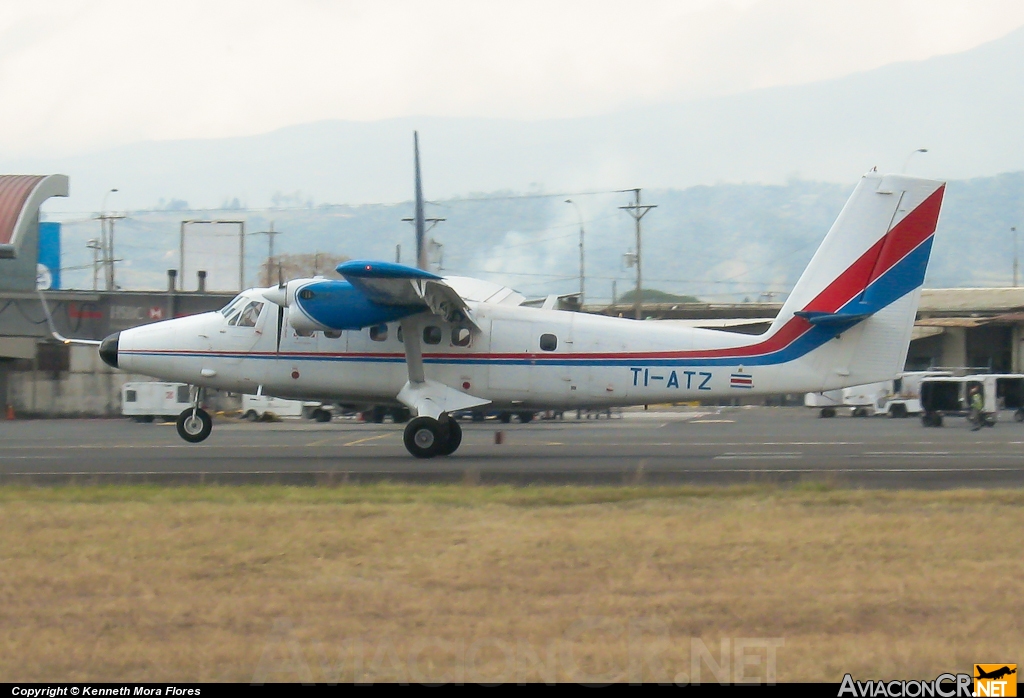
[
  {"x1": 219, "y1": 299, "x2": 268, "y2": 365},
  {"x1": 487, "y1": 317, "x2": 576, "y2": 403},
  {"x1": 487, "y1": 319, "x2": 533, "y2": 393}
]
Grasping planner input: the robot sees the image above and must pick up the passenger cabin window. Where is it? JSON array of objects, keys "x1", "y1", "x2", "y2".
[
  {"x1": 423, "y1": 325, "x2": 442, "y2": 345},
  {"x1": 370, "y1": 324, "x2": 388, "y2": 342},
  {"x1": 540, "y1": 333, "x2": 557, "y2": 351},
  {"x1": 324, "y1": 330, "x2": 342, "y2": 339},
  {"x1": 397, "y1": 325, "x2": 404, "y2": 343},
  {"x1": 125, "y1": 390, "x2": 137, "y2": 402},
  {"x1": 452, "y1": 326, "x2": 472, "y2": 347}
]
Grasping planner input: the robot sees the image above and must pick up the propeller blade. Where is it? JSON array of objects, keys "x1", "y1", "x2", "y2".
[{"x1": 276, "y1": 304, "x2": 285, "y2": 353}]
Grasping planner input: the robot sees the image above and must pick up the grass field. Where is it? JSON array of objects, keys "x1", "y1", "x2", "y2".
[{"x1": 1, "y1": 484, "x2": 1021, "y2": 683}]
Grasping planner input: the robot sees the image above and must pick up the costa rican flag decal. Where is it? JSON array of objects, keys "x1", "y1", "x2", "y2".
[{"x1": 730, "y1": 372, "x2": 753, "y2": 389}]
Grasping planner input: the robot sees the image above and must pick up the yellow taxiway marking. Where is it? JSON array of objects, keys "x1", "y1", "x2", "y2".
[{"x1": 341, "y1": 433, "x2": 393, "y2": 447}]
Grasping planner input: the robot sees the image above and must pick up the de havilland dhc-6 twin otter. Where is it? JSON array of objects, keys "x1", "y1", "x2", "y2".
[{"x1": 87, "y1": 168, "x2": 944, "y2": 459}]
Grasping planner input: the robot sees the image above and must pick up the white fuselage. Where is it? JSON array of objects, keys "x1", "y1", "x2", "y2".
[{"x1": 116, "y1": 291, "x2": 847, "y2": 409}]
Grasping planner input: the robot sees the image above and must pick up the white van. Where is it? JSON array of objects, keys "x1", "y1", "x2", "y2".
[
  {"x1": 122, "y1": 381, "x2": 191, "y2": 422},
  {"x1": 241, "y1": 394, "x2": 330, "y2": 422}
]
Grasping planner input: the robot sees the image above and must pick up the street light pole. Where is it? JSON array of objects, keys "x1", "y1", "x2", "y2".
[
  {"x1": 565, "y1": 199, "x2": 585, "y2": 305},
  {"x1": 97, "y1": 188, "x2": 122, "y2": 290}
]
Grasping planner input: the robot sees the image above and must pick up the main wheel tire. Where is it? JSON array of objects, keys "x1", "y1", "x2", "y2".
[
  {"x1": 436, "y1": 419, "x2": 463, "y2": 456},
  {"x1": 518, "y1": 411, "x2": 534, "y2": 424},
  {"x1": 499, "y1": 413, "x2": 512, "y2": 424},
  {"x1": 244, "y1": 410, "x2": 258, "y2": 422},
  {"x1": 313, "y1": 408, "x2": 331, "y2": 423},
  {"x1": 404, "y1": 417, "x2": 443, "y2": 458},
  {"x1": 176, "y1": 408, "x2": 213, "y2": 443},
  {"x1": 889, "y1": 403, "x2": 908, "y2": 419},
  {"x1": 820, "y1": 407, "x2": 836, "y2": 418}
]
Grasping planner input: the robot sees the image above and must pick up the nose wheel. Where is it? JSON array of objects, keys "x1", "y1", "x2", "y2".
[
  {"x1": 176, "y1": 386, "x2": 212, "y2": 443},
  {"x1": 403, "y1": 416, "x2": 462, "y2": 458},
  {"x1": 176, "y1": 408, "x2": 213, "y2": 442}
]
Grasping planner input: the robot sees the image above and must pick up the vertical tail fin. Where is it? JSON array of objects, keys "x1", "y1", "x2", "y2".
[
  {"x1": 769, "y1": 171, "x2": 945, "y2": 388},
  {"x1": 773, "y1": 172, "x2": 944, "y2": 332}
]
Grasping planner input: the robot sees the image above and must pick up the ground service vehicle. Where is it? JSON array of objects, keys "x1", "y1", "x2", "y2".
[
  {"x1": 241, "y1": 394, "x2": 330, "y2": 422},
  {"x1": 920, "y1": 375, "x2": 997, "y2": 427},
  {"x1": 121, "y1": 381, "x2": 191, "y2": 422},
  {"x1": 807, "y1": 371, "x2": 951, "y2": 418}
]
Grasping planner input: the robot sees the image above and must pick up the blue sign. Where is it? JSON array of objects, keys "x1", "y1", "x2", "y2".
[{"x1": 38, "y1": 222, "x2": 60, "y2": 290}]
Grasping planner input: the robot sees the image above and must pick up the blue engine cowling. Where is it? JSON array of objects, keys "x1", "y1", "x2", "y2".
[{"x1": 285, "y1": 279, "x2": 418, "y2": 332}]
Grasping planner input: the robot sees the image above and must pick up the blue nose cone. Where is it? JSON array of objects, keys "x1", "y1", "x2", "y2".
[{"x1": 99, "y1": 332, "x2": 119, "y2": 368}]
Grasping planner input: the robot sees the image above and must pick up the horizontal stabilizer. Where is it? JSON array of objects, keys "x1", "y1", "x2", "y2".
[{"x1": 793, "y1": 310, "x2": 872, "y2": 327}]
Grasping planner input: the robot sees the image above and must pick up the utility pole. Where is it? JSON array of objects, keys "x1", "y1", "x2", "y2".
[
  {"x1": 619, "y1": 189, "x2": 656, "y2": 320},
  {"x1": 96, "y1": 212, "x2": 126, "y2": 290},
  {"x1": 565, "y1": 199, "x2": 585, "y2": 305},
  {"x1": 253, "y1": 221, "x2": 282, "y2": 285}
]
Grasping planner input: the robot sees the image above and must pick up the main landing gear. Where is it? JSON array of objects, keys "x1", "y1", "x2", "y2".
[
  {"x1": 403, "y1": 415, "x2": 462, "y2": 458},
  {"x1": 176, "y1": 386, "x2": 213, "y2": 443}
]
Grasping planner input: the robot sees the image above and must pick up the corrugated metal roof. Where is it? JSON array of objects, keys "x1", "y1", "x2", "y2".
[
  {"x1": 919, "y1": 287, "x2": 1024, "y2": 312},
  {"x1": 0, "y1": 174, "x2": 69, "y2": 258},
  {"x1": 0, "y1": 175, "x2": 44, "y2": 245},
  {"x1": 915, "y1": 316, "x2": 990, "y2": 328}
]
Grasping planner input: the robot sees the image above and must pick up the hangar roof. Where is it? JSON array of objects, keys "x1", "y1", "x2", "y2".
[
  {"x1": 0, "y1": 175, "x2": 69, "y2": 259},
  {"x1": 918, "y1": 287, "x2": 1024, "y2": 313}
]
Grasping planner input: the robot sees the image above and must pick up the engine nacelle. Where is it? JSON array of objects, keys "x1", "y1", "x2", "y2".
[{"x1": 264, "y1": 279, "x2": 418, "y2": 333}]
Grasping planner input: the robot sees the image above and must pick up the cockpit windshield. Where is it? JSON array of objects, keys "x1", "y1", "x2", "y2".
[{"x1": 220, "y1": 295, "x2": 246, "y2": 317}]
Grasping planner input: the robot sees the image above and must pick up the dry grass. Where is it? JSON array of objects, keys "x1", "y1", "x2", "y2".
[{"x1": 1, "y1": 484, "x2": 1022, "y2": 683}]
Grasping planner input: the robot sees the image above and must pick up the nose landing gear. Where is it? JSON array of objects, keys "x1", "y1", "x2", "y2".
[
  {"x1": 176, "y1": 385, "x2": 213, "y2": 443},
  {"x1": 403, "y1": 415, "x2": 462, "y2": 458}
]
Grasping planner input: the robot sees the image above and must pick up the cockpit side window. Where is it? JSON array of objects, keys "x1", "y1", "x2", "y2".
[{"x1": 228, "y1": 300, "x2": 264, "y2": 327}]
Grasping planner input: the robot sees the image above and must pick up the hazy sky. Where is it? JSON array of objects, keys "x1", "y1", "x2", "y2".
[{"x1": 2, "y1": 0, "x2": 1023, "y2": 157}]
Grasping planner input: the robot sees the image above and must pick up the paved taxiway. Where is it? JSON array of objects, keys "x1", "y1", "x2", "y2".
[{"x1": 2, "y1": 407, "x2": 1023, "y2": 488}]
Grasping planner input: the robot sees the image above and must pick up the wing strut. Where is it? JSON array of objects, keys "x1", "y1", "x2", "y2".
[{"x1": 395, "y1": 314, "x2": 489, "y2": 421}]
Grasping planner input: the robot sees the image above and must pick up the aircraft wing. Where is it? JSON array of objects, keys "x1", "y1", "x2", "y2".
[{"x1": 338, "y1": 261, "x2": 479, "y2": 329}]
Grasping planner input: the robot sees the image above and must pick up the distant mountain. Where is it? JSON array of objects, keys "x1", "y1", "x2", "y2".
[
  {"x1": 6, "y1": 25, "x2": 1024, "y2": 211},
  {"x1": 50, "y1": 171, "x2": 1024, "y2": 303}
]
